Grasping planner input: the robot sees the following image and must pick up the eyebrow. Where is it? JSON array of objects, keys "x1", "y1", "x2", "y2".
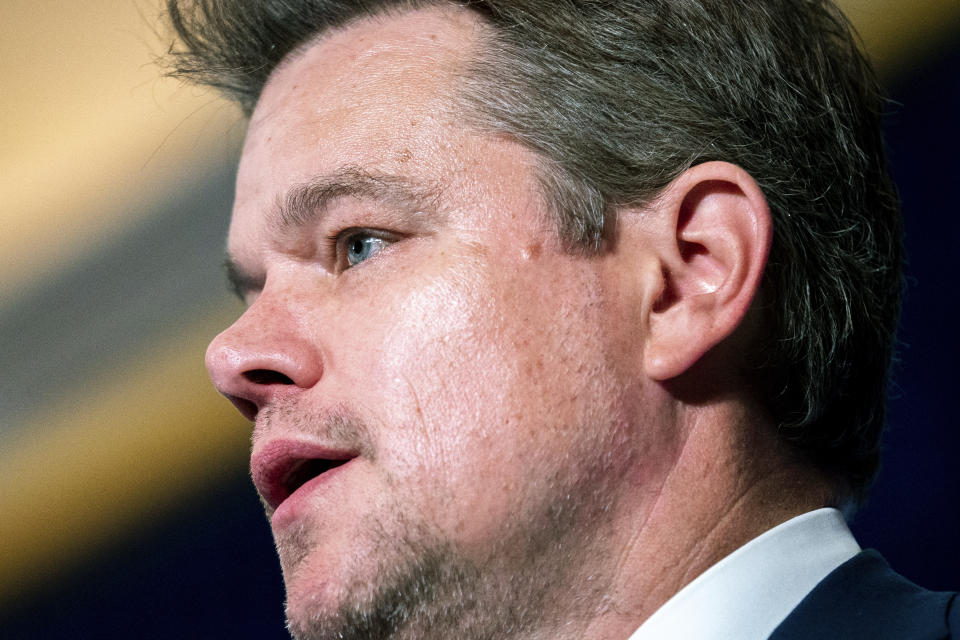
[
  {"x1": 224, "y1": 166, "x2": 443, "y2": 300},
  {"x1": 272, "y1": 166, "x2": 442, "y2": 232}
]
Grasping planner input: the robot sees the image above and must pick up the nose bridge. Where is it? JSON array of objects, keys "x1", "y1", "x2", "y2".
[{"x1": 205, "y1": 287, "x2": 324, "y2": 418}]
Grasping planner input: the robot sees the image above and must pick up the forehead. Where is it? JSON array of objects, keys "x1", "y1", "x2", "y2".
[{"x1": 234, "y1": 6, "x2": 484, "y2": 220}]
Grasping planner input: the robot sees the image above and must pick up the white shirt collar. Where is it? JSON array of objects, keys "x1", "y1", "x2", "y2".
[{"x1": 628, "y1": 508, "x2": 860, "y2": 640}]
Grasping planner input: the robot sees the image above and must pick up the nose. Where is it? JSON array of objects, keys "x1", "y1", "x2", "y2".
[{"x1": 205, "y1": 297, "x2": 324, "y2": 421}]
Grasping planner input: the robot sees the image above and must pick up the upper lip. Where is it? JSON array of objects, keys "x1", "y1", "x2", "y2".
[{"x1": 251, "y1": 439, "x2": 358, "y2": 512}]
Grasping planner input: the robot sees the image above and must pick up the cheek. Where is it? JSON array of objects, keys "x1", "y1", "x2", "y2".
[
  {"x1": 380, "y1": 258, "x2": 515, "y2": 469},
  {"x1": 325, "y1": 251, "x2": 511, "y2": 476},
  {"x1": 374, "y1": 255, "x2": 620, "y2": 536},
  {"x1": 322, "y1": 236, "x2": 636, "y2": 549}
]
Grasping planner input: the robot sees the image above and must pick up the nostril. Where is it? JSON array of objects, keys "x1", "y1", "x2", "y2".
[{"x1": 244, "y1": 369, "x2": 295, "y2": 386}]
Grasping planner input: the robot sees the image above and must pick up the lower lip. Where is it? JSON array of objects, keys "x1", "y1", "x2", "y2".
[{"x1": 271, "y1": 459, "x2": 355, "y2": 530}]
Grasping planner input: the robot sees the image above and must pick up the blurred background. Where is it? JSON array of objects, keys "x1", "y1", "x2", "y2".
[{"x1": 1, "y1": 1, "x2": 957, "y2": 637}]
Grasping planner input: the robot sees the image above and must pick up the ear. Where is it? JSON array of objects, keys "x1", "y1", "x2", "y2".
[{"x1": 642, "y1": 161, "x2": 772, "y2": 381}]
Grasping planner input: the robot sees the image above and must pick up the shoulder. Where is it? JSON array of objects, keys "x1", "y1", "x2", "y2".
[{"x1": 770, "y1": 550, "x2": 959, "y2": 640}]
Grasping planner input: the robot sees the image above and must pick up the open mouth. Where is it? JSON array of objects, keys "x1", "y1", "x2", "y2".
[
  {"x1": 252, "y1": 442, "x2": 357, "y2": 513},
  {"x1": 278, "y1": 458, "x2": 350, "y2": 504}
]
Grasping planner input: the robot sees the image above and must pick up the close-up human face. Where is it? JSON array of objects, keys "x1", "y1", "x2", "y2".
[{"x1": 204, "y1": 6, "x2": 659, "y2": 638}]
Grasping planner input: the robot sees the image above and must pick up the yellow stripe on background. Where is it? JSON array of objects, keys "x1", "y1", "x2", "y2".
[
  {"x1": 838, "y1": 0, "x2": 960, "y2": 75},
  {"x1": 0, "y1": 0, "x2": 241, "y2": 298},
  {"x1": 0, "y1": 309, "x2": 249, "y2": 609}
]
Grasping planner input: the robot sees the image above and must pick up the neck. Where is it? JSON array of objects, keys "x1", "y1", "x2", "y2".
[{"x1": 565, "y1": 400, "x2": 835, "y2": 640}]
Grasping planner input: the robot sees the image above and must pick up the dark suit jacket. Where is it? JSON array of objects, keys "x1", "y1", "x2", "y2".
[{"x1": 770, "y1": 550, "x2": 959, "y2": 639}]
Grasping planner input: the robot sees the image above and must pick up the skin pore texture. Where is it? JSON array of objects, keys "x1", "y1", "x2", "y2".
[{"x1": 204, "y1": 6, "x2": 834, "y2": 640}]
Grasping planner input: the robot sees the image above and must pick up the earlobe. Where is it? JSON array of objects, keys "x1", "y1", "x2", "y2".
[{"x1": 643, "y1": 162, "x2": 772, "y2": 381}]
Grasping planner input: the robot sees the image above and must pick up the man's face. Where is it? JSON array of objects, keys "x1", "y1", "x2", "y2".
[{"x1": 206, "y1": 6, "x2": 666, "y2": 638}]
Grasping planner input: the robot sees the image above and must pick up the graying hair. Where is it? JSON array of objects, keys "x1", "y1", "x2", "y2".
[{"x1": 166, "y1": 0, "x2": 903, "y2": 500}]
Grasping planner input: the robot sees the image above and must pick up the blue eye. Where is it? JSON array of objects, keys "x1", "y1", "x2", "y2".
[{"x1": 344, "y1": 233, "x2": 387, "y2": 267}]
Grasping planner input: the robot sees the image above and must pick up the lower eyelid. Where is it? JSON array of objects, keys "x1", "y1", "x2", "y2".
[{"x1": 336, "y1": 230, "x2": 401, "y2": 269}]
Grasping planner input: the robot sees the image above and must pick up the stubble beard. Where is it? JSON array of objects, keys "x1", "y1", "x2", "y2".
[
  {"x1": 282, "y1": 484, "x2": 620, "y2": 640},
  {"x1": 285, "y1": 532, "x2": 532, "y2": 640},
  {"x1": 266, "y1": 408, "x2": 628, "y2": 640}
]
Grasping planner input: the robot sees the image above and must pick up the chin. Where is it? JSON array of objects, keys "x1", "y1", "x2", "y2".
[
  {"x1": 275, "y1": 513, "x2": 425, "y2": 639},
  {"x1": 282, "y1": 554, "x2": 346, "y2": 623},
  {"x1": 277, "y1": 521, "x2": 498, "y2": 640},
  {"x1": 278, "y1": 529, "x2": 375, "y2": 625},
  {"x1": 280, "y1": 541, "x2": 437, "y2": 640}
]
